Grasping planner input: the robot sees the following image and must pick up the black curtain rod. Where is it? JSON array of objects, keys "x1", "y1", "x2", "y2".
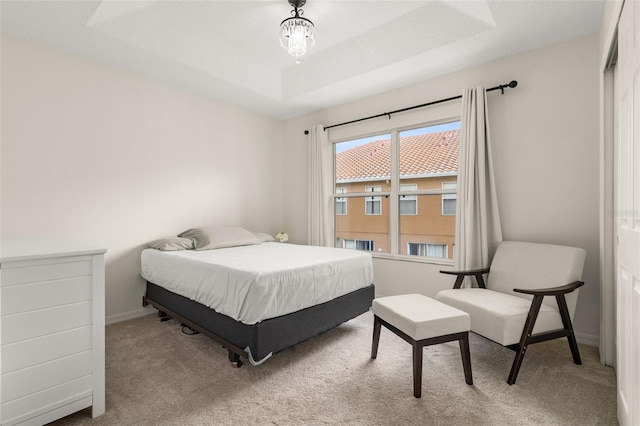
[{"x1": 303, "y1": 80, "x2": 518, "y2": 135}]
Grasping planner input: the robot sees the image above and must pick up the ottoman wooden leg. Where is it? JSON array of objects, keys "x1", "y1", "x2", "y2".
[
  {"x1": 459, "y1": 332, "x2": 473, "y2": 385},
  {"x1": 412, "y1": 342, "x2": 423, "y2": 398}
]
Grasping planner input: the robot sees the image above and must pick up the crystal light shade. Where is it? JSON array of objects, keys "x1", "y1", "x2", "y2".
[{"x1": 279, "y1": 1, "x2": 314, "y2": 63}]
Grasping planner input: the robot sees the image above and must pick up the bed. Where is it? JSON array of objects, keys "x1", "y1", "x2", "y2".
[{"x1": 141, "y1": 228, "x2": 374, "y2": 367}]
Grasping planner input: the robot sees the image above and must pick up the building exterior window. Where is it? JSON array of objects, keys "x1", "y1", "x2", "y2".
[
  {"x1": 333, "y1": 121, "x2": 459, "y2": 260},
  {"x1": 400, "y1": 184, "x2": 418, "y2": 215},
  {"x1": 408, "y1": 242, "x2": 448, "y2": 258},
  {"x1": 336, "y1": 187, "x2": 347, "y2": 215},
  {"x1": 442, "y1": 181, "x2": 457, "y2": 216},
  {"x1": 365, "y1": 186, "x2": 382, "y2": 215},
  {"x1": 343, "y1": 239, "x2": 374, "y2": 251}
]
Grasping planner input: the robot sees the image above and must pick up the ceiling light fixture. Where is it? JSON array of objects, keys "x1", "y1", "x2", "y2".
[{"x1": 279, "y1": 0, "x2": 315, "y2": 64}]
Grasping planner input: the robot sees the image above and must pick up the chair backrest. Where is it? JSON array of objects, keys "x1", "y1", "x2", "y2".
[{"x1": 487, "y1": 241, "x2": 586, "y2": 317}]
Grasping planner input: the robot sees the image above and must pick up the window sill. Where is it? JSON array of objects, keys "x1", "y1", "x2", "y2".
[{"x1": 371, "y1": 252, "x2": 454, "y2": 267}]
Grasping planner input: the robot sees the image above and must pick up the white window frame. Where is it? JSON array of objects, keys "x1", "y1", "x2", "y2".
[
  {"x1": 399, "y1": 183, "x2": 418, "y2": 215},
  {"x1": 364, "y1": 186, "x2": 382, "y2": 216},
  {"x1": 332, "y1": 119, "x2": 460, "y2": 264},
  {"x1": 343, "y1": 239, "x2": 374, "y2": 251},
  {"x1": 336, "y1": 187, "x2": 347, "y2": 215},
  {"x1": 442, "y1": 181, "x2": 457, "y2": 216},
  {"x1": 407, "y1": 242, "x2": 448, "y2": 259}
]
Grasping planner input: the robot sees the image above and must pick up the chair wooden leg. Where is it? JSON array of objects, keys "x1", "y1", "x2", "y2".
[
  {"x1": 556, "y1": 295, "x2": 582, "y2": 365},
  {"x1": 566, "y1": 333, "x2": 582, "y2": 365},
  {"x1": 508, "y1": 295, "x2": 544, "y2": 385},
  {"x1": 371, "y1": 316, "x2": 382, "y2": 359},
  {"x1": 459, "y1": 332, "x2": 473, "y2": 385},
  {"x1": 413, "y1": 342, "x2": 423, "y2": 398}
]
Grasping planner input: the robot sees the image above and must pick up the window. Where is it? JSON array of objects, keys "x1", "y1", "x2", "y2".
[
  {"x1": 336, "y1": 187, "x2": 347, "y2": 215},
  {"x1": 408, "y1": 243, "x2": 448, "y2": 258},
  {"x1": 344, "y1": 239, "x2": 374, "y2": 251},
  {"x1": 442, "y1": 182, "x2": 457, "y2": 216},
  {"x1": 333, "y1": 122, "x2": 459, "y2": 261},
  {"x1": 400, "y1": 184, "x2": 417, "y2": 215},
  {"x1": 365, "y1": 186, "x2": 382, "y2": 215}
]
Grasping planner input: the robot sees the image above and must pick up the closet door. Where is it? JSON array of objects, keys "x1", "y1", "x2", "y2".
[{"x1": 616, "y1": 0, "x2": 640, "y2": 424}]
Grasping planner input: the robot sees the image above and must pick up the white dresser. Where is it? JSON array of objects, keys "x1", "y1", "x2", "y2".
[{"x1": 0, "y1": 240, "x2": 106, "y2": 426}]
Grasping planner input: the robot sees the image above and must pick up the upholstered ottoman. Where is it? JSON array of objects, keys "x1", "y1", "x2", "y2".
[{"x1": 371, "y1": 294, "x2": 472, "y2": 398}]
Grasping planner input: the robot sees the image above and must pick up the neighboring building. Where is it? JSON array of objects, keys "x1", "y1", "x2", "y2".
[{"x1": 335, "y1": 129, "x2": 458, "y2": 259}]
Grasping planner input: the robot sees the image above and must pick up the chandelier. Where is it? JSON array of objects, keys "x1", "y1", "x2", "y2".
[{"x1": 279, "y1": 0, "x2": 315, "y2": 63}]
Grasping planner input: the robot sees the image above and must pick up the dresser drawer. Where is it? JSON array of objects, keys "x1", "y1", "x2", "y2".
[
  {"x1": 1, "y1": 276, "x2": 92, "y2": 315},
  {"x1": 1, "y1": 326, "x2": 92, "y2": 374},
  {"x1": 1, "y1": 302, "x2": 92, "y2": 345},
  {"x1": 1, "y1": 376, "x2": 93, "y2": 426},
  {"x1": 1, "y1": 350, "x2": 92, "y2": 403},
  {"x1": 1, "y1": 256, "x2": 92, "y2": 287}
]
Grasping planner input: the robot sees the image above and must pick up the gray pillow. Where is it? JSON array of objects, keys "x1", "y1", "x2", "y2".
[
  {"x1": 252, "y1": 231, "x2": 276, "y2": 242},
  {"x1": 178, "y1": 226, "x2": 261, "y2": 250},
  {"x1": 147, "y1": 237, "x2": 195, "y2": 251}
]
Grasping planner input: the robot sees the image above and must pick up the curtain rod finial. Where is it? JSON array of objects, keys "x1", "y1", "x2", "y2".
[
  {"x1": 508, "y1": 80, "x2": 518, "y2": 88},
  {"x1": 304, "y1": 130, "x2": 309, "y2": 135}
]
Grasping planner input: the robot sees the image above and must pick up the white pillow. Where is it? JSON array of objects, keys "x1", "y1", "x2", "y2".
[
  {"x1": 178, "y1": 226, "x2": 261, "y2": 250},
  {"x1": 147, "y1": 237, "x2": 195, "y2": 251},
  {"x1": 252, "y1": 231, "x2": 276, "y2": 242}
]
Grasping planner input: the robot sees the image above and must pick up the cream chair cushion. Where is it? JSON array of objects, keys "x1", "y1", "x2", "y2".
[
  {"x1": 436, "y1": 288, "x2": 562, "y2": 346},
  {"x1": 488, "y1": 241, "x2": 585, "y2": 316}
]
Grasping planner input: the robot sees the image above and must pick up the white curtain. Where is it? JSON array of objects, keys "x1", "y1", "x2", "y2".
[
  {"x1": 307, "y1": 124, "x2": 334, "y2": 247},
  {"x1": 455, "y1": 86, "x2": 503, "y2": 274}
]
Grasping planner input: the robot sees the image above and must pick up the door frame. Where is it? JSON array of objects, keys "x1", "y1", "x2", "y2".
[{"x1": 599, "y1": 0, "x2": 624, "y2": 368}]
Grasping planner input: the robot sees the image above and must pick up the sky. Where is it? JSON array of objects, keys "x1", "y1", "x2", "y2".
[{"x1": 335, "y1": 121, "x2": 461, "y2": 153}]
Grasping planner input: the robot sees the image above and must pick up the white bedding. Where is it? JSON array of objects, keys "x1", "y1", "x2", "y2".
[{"x1": 140, "y1": 242, "x2": 374, "y2": 325}]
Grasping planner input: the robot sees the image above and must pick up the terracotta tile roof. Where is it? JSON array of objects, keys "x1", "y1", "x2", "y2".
[{"x1": 336, "y1": 130, "x2": 459, "y2": 181}]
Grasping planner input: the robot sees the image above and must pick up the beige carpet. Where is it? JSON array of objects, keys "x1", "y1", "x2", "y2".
[{"x1": 52, "y1": 311, "x2": 617, "y2": 426}]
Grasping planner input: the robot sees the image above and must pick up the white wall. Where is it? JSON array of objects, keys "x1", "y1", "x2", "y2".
[
  {"x1": 283, "y1": 34, "x2": 601, "y2": 344},
  {"x1": 0, "y1": 32, "x2": 602, "y2": 342},
  {"x1": 0, "y1": 35, "x2": 285, "y2": 323}
]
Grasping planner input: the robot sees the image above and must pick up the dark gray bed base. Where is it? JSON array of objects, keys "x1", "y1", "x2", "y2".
[{"x1": 143, "y1": 281, "x2": 375, "y2": 367}]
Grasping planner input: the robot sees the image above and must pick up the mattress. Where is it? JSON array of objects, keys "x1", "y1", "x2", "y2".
[{"x1": 140, "y1": 242, "x2": 374, "y2": 325}]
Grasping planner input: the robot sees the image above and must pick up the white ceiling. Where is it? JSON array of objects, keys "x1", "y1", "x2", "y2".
[{"x1": 0, "y1": 1, "x2": 604, "y2": 119}]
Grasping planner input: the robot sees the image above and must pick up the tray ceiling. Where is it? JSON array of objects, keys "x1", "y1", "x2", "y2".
[{"x1": 0, "y1": 1, "x2": 604, "y2": 119}]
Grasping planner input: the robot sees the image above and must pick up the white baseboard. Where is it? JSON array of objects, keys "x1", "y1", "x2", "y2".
[
  {"x1": 576, "y1": 332, "x2": 600, "y2": 348},
  {"x1": 106, "y1": 306, "x2": 155, "y2": 325}
]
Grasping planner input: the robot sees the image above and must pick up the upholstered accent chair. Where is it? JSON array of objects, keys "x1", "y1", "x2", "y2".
[{"x1": 436, "y1": 241, "x2": 586, "y2": 385}]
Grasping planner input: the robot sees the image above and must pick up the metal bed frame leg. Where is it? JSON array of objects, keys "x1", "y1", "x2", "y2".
[{"x1": 228, "y1": 350, "x2": 243, "y2": 368}]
